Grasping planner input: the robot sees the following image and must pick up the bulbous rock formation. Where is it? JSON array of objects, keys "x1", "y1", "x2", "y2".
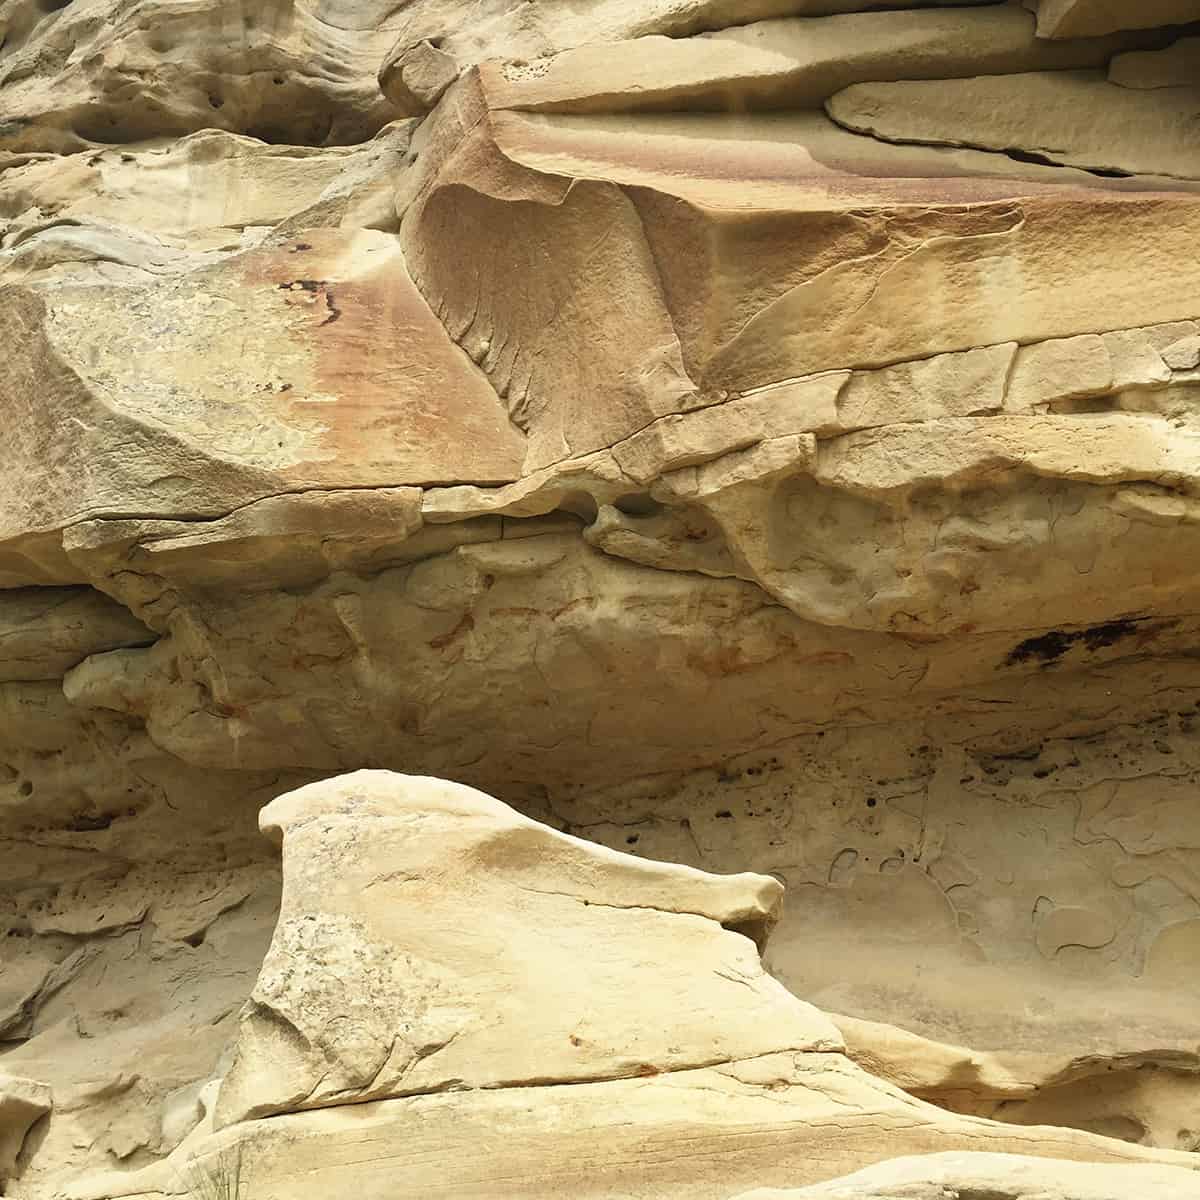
[
  {"x1": 738, "y1": 1151, "x2": 1200, "y2": 1199},
  {"x1": 1, "y1": 0, "x2": 1200, "y2": 1194}
]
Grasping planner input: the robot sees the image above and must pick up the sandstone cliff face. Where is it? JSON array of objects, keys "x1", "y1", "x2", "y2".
[{"x1": 1, "y1": 1, "x2": 1199, "y2": 1196}]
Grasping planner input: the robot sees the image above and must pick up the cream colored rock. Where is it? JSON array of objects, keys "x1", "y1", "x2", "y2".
[
  {"x1": 16, "y1": 649, "x2": 1200, "y2": 1189},
  {"x1": 833, "y1": 1014, "x2": 1200, "y2": 1148},
  {"x1": 835, "y1": 1013, "x2": 1065, "y2": 1102},
  {"x1": 1163, "y1": 336, "x2": 1200, "y2": 371},
  {"x1": 1004, "y1": 335, "x2": 1113, "y2": 412},
  {"x1": 0, "y1": 226, "x2": 522, "y2": 586},
  {"x1": 215, "y1": 770, "x2": 835, "y2": 1124},
  {"x1": 611, "y1": 376, "x2": 843, "y2": 484},
  {"x1": 378, "y1": 39, "x2": 460, "y2": 112},
  {"x1": 565, "y1": 680, "x2": 1200, "y2": 1134},
  {"x1": 737, "y1": 1150, "x2": 1200, "y2": 1198},
  {"x1": 70, "y1": 1060, "x2": 1200, "y2": 1199},
  {"x1": 92, "y1": 486, "x2": 426, "y2": 594},
  {"x1": 4, "y1": 1, "x2": 1200, "y2": 1194},
  {"x1": 378, "y1": 0, "x2": 1003, "y2": 112},
  {"x1": 0, "y1": 740, "x2": 304, "y2": 1194},
  {"x1": 0, "y1": 219, "x2": 236, "y2": 288},
  {"x1": 69, "y1": 772, "x2": 1200, "y2": 1200},
  {"x1": 1146, "y1": 919, "x2": 1200, "y2": 990},
  {"x1": 0, "y1": 1076, "x2": 50, "y2": 1182},
  {"x1": 0, "y1": 124, "x2": 416, "y2": 254},
  {"x1": 0, "y1": 587, "x2": 151, "y2": 679},
  {"x1": 827, "y1": 72, "x2": 1200, "y2": 180},
  {"x1": 402, "y1": 83, "x2": 1200, "y2": 470},
  {"x1": 835, "y1": 344, "x2": 1013, "y2": 427}
]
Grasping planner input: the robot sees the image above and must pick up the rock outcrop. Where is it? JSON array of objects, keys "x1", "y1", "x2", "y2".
[
  {"x1": 1, "y1": 0, "x2": 1199, "y2": 1195},
  {"x1": 0, "y1": 1078, "x2": 49, "y2": 1186},
  {"x1": 738, "y1": 1151, "x2": 1200, "y2": 1199},
  {"x1": 67, "y1": 773, "x2": 1200, "y2": 1200}
]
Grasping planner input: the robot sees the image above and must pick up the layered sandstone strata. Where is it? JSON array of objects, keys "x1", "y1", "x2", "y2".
[{"x1": 1, "y1": 0, "x2": 1199, "y2": 1195}]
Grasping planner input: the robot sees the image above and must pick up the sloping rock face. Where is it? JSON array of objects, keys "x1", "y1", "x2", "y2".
[
  {"x1": 738, "y1": 1150, "x2": 1200, "y2": 1199},
  {"x1": 2, "y1": 0, "x2": 1200, "y2": 1195},
  {"x1": 66, "y1": 773, "x2": 1200, "y2": 1199}
]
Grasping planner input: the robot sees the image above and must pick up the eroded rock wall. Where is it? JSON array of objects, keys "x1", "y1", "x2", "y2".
[{"x1": 1, "y1": 0, "x2": 1199, "y2": 1194}]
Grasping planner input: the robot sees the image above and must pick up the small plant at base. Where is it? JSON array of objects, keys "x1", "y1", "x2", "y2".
[{"x1": 178, "y1": 1145, "x2": 244, "y2": 1200}]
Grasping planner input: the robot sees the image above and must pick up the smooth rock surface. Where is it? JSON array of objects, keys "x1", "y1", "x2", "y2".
[
  {"x1": 737, "y1": 1150, "x2": 1200, "y2": 1198},
  {"x1": 0, "y1": 0, "x2": 403, "y2": 154},
  {"x1": 1110, "y1": 37, "x2": 1200, "y2": 87},
  {"x1": 69, "y1": 773, "x2": 1200, "y2": 1200},
  {"x1": 378, "y1": 0, "x2": 1006, "y2": 111}
]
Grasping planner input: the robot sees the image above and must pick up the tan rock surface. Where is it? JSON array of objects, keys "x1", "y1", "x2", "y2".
[
  {"x1": 827, "y1": 71, "x2": 1200, "y2": 179},
  {"x1": 69, "y1": 1062, "x2": 1200, "y2": 1199},
  {"x1": 737, "y1": 1150, "x2": 1200, "y2": 1198},
  {"x1": 401, "y1": 85, "x2": 1200, "y2": 477},
  {"x1": 0, "y1": 0, "x2": 403, "y2": 154},
  {"x1": 0, "y1": 587, "x2": 152, "y2": 681},
  {"x1": 475, "y1": 6, "x2": 1158, "y2": 116},
  {"x1": 0, "y1": 226, "x2": 523, "y2": 586},
  {"x1": 68, "y1": 772, "x2": 1200, "y2": 1200},
  {"x1": 2, "y1": 0, "x2": 1200, "y2": 1195},
  {"x1": 0, "y1": 123, "x2": 415, "y2": 255},
  {"x1": 1110, "y1": 37, "x2": 1200, "y2": 87},
  {"x1": 1029, "y1": 0, "x2": 1200, "y2": 38},
  {"x1": 0, "y1": 1076, "x2": 50, "y2": 1182},
  {"x1": 377, "y1": 0, "x2": 1004, "y2": 112},
  {"x1": 215, "y1": 770, "x2": 829, "y2": 1125},
  {"x1": 834, "y1": 1014, "x2": 1200, "y2": 1148}
]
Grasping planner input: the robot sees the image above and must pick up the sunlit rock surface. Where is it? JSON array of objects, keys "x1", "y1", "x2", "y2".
[
  {"x1": 67, "y1": 773, "x2": 1200, "y2": 1199},
  {"x1": 2, "y1": 0, "x2": 1199, "y2": 1194}
]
